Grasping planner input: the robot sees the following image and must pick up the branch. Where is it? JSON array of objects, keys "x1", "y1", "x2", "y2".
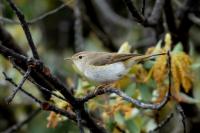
[
  {"x1": 2, "y1": 109, "x2": 41, "y2": 133},
  {"x1": 3, "y1": 72, "x2": 45, "y2": 104},
  {"x1": 0, "y1": 17, "x2": 19, "y2": 24},
  {"x1": 0, "y1": 4, "x2": 66, "y2": 25},
  {"x1": 0, "y1": 41, "x2": 27, "y2": 61},
  {"x1": 92, "y1": 0, "x2": 132, "y2": 28},
  {"x1": 189, "y1": 13, "x2": 200, "y2": 26},
  {"x1": 6, "y1": 67, "x2": 31, "y2": 104},
  {"x1": 149, "y1": 112, "x2": 174, "y2": 133},
  {"x1": 146, "y1": 0, "x2": 166, "y2": 26},
  {"x1": 176, "y1": 104, "x2": 187, "y2": 133},
  {"x1": 0, "y1": 42, "x2": 76, "y2": 103},
  {"x1": 80, "y1": 87, "x2": 169, "y2": 110},
  {"x1": 6, "y1": 0, "x2": 39, "y2": 59},
  {"x1": 2, "y1": 72, "x2": 76, "y2": 121},
  {"x1": 29, "y1": 79, "x2": 68, "y2": 102},
  {"x1": 0, "y1": 25, "x2": 26, "y2": 56},
  {"x1": 122, "y1": 0, "x2": 144, "y2": 23},
  {"x1": 28, "y1": 4, "x2": 66, "y2": 24},
  {"x1": 0, "y1": 43, "x2": 107, "y2": 133}
]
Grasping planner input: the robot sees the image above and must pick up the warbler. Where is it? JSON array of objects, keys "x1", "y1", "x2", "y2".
[{"x1": 65, "y1": 51, "x2": 165, "y2": 84}]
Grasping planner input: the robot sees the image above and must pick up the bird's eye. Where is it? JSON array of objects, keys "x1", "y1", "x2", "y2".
[{"x1": 78, "y1": 55, "x2": 83, "y2": 59}]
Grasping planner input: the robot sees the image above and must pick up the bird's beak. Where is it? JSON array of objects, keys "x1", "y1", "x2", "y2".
[{"x1": 64, "y1": 57, "x2": 72, "y2": 61}]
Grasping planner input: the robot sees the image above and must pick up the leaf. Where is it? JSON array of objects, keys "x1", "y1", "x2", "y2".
[
  {"x1": 114, "y1": 112, "x2": 125, "y2": 126},
  {"x1": 172, "y1": 43, "x2": 183, "y2": 52},
  {"x1": 125, "y1": 119, "x2": 140, "y2": 133},
  {"x1": 118, "y1": 41, "x2": 131, "y2": 53}
]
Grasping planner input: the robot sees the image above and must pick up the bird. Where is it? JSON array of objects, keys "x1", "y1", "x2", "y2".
[{"x1": 65, "y1": 51, "x2": 165, "y2": 84}]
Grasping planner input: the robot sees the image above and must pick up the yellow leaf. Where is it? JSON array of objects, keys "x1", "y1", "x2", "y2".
[
  {"x1": 152, "y1": 55, "x2": 167, "y2": 84},
  {"x1": 164, "y1": 33, "x2": 172, "y2": 51},
  {"x1": 171, "y1": 56, "x2": 181, "y2": 96},
  {"x1": 118, "y1": 41, "x2": 131, "y2": 53}
]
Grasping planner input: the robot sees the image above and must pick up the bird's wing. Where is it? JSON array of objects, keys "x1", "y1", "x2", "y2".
[{"x1": 91, "y1": 53, "x2": 141, "y2": 66}]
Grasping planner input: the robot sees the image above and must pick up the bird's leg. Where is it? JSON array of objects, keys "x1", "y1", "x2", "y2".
[{"x1": 94, "y1": 84, "x2": 112, "y2": 93}]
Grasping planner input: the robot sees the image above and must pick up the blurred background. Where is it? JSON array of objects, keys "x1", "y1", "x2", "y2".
[{"x1": 0, "y1": 0, "x2": 200, "y2": 133}]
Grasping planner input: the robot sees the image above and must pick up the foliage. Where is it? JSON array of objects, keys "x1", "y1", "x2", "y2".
[{"x1": 0, "y1": 0, "x2": 200, "y2": 133}]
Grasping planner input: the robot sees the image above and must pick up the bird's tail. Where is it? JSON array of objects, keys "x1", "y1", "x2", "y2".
[{"x1": 125, "y1": 53, "x2": 166, "y2": 67}]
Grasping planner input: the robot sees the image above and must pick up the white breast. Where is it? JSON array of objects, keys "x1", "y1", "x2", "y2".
[{"x1": 84, "y1": 62, "x2": 128, "y2": 83}]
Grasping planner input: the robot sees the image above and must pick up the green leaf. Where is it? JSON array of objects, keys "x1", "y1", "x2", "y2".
[
  {"x1": 172, "y1": 43, "x2": 183, "y2": 53},
  {"x1": 114, "y1": 112, "x2": 125, "y2": 125},
  {"x1": 125, "y1": 83, "x2": 136, "y2": 97},
  {"x1": 126, "y1": 119, "x2": 140, "y2": 133}
]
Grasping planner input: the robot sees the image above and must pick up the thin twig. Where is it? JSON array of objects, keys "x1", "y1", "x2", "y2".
[
  {"x1": 176, "y1": 104, "x2": 187, "y2": 133},
  {"x1": 0, "y1": 43, "x2": 76, "y2": 103},
  {"x1": 6, "y1": 0, "x2": 39, "y2": 59},
  {"x1": 2, "y1": 72, "x2": 76, "y2": 121},
  {"x1": 167, "y1": 51, "x2": 171, "y2": 97},
  {"x1": 0, "y1": 4, "x2": 66, "y2": 25},
  {"x1": 0, "y1": 42, "x2": 27, "y2": 61},
  {"x1": 0, "y1": 17, "x2": 18, "y2": 24},
  {"x1": 2, "y1": 108, "x2": 41, "y2": 133},
  {"x1": 6, "y1": 67, "x2": 31, "y2": 104},
  {"x1": 30, "y1": 79, "x2": 68, "y2": 102},
  {"x1": 3, "y1": 71, "x2": 42, "y2": 104},
  {"x1": 28, "y1": 4, "x2": 66, "y2": 24},
  {"x1": 149, "y1": 112, "x2": 174, "y2": 133}
]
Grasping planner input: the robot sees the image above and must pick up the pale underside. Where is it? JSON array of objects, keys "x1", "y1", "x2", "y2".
[{"x1": 84, "y1": 62, "x2": 128, "y2": 84}]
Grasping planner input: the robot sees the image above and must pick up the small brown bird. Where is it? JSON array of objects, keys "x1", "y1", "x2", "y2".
[{"x1": 66, "y1": 51, "x2": 165, "y2": 84}]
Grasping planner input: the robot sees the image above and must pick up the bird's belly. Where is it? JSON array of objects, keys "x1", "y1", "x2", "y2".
[{"x1": 84, "y1": 62, "x2": 128, "y2": 83}]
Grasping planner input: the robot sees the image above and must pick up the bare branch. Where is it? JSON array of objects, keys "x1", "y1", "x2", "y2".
[
  {"x1": 28, "y1": 4, "x2": 66, "y2": 24},
  {"x1": 0, "y1": 4, "x2": 66, "y2": 25},
  {"x1": 188, "y1": 13, "x2": 200, "y2": 26},
  {"x1": 30, "y1": 79, "x2": 68, "y2": 102},
  {"x1": 122, "y1": 0, "x2": 144, "y2": 23},
  {"x1": 0, "y1": 43, "x2": 107, "y2": 133},
  {"x1": 176, "y1": 104, "x2": 187, "y2": 133},
  {"x1": 6, "y1": 0, "x2": 39, "y2": 59},
  {"x1": 3, "y1": 71, "x2": 43, "y2": 104},
  {"x1": 80, "y1": 86, "x2": 169, "y2": 110},
  {"x1": 147, "y1": 0, "x2": 166, "y2": 26},
  {"x1": 0, "y1": 41, "x2": 27, "y2": 61},
  {"x1": 6, "y1": 67, "x2": 31, "y2": 104},
  {"x1": 2, "y1": 109, "x2": 41, "y2": 133},
  {"x1": 2, "y1": 72, "x2": 76, "y2": 121},
  {"x1": 0, "y1": 17, "x2": 18, "y2": 24},
  {"x1": 0, "y1": 42, "x2": 76, "y2": 103}
]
